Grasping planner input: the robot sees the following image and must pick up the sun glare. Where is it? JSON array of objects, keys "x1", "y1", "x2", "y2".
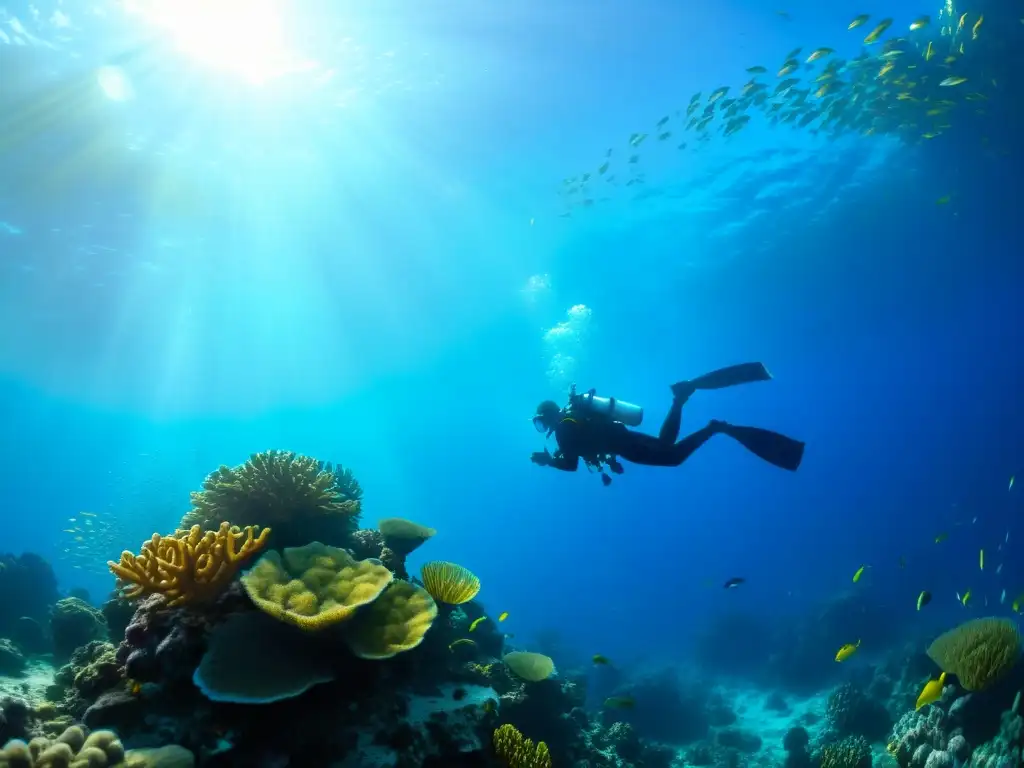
[{"x1": 122, "y1": 0, "x2": 311, "y2": 84}]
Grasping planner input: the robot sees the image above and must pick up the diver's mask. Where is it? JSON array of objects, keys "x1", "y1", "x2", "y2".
[{"x1": 532, "y1": 415, "x2": 548, "y2": 433}]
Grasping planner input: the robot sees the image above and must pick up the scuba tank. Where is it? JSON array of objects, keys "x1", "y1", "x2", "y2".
[{"x1": 569, "y1": 385, "x2": 644, "y2": 427}]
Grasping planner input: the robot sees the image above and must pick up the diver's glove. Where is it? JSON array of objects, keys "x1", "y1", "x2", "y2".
[{"x1": 530, "y1": 450, "x2": 552, "y2": 466}]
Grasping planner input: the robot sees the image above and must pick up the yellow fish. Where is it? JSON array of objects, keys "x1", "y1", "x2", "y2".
[
  {"x1": 916, "y1": 672, "x2": 947, "y2": 709},
  {"x1": 935, "y1": 532, "x2": 948, "y2": 543},
  {"x1": 925, "y1": 41, "x2": 935, "y2": 61},
  {"x1": 864, "y1": 18, "x2": 893, "y2": 44},
  {"x1": 910, "y1": 16, "x2": 930, "y2": 30},
  {"x1": 957, "y1": 13, "x2": 967, "y2": 32},
  {"x1": 469, "y1": 617, "x2": 487, "y2": 632},
  {"x1": 852, "y1": 565, "x2": 867, "y2": 583},
  {"x1": 961, "y1": 590, "x2": 972, "y2": 606},
  {"x1": 835, "y1": 639, "x2": 861, "y2": 662},
  {"x1": 806, "y1": 48, "x2": 834, "y2": 63},
  {"x1": 980, "y1": 549, "x2": 985, "y2": 570},
  {"x1": 879, "y1": 62, "x2": 895, "y2": 77},
  {"x1": 449, "y1": 639, "x2": 477, "y2": 651},
  {"x1": 592, "y1": 654, "x2": 611, "y2": 665},
  {"x1": 917, "y1": 590, "x2": 932, "y2": 610},
  {"x1": 498, "y1": 611, "x2": 509, "y2": 622},
  {"x1": 1010, "y1": 475, "x2": 1015, "y2": 491},
  {"x1": 848, "y1": 14, "x2": 870, "y2": 30},
  {"x1": 940, "y1": 76, "x2": 968, "y2": 87},
  {"x1": 747, "y1": 66, "x2": 767, "y2": 74}
]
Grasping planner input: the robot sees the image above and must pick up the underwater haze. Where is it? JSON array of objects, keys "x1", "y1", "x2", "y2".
[{"x1": 2, "y1": 0, "x2": 1024, "y2": 762}]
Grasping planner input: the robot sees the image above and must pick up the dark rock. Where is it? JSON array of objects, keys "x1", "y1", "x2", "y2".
[
  {"x1": 0, "y1": 639, "x2": 26, "y2": 676},
  {"x1": 83, "y1": 690, "x2": 142, "y2": 730}
]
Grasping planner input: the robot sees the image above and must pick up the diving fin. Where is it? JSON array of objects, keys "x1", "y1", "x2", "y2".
[
  {"x1": 688, "y1": 362, "x2": 772, "y2": 391},
  {"x1": 720, "y1": 423, "x2": 805, "y2": 472}
]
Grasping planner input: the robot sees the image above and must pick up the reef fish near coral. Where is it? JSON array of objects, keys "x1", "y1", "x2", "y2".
[
  {"x1": 835, "y1": 639, "x2": 861, "y2": 662},
  {"x1": 915, "y1": 671, "x2": 947, "y2": 709}
]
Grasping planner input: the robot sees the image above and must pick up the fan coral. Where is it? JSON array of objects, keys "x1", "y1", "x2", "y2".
[
  {"x1": 343, "y1": 580, "x2": 438, "y2": 659},
  {"x1": 180, "y1": 450, "x2": 361, "y2": 548},
  {"x1": 926, "y1": 618, "x2": 1021, "y2": 691},
  {"x1": 241, "y1": 542, "x2": 393, "y2": 630},
  {"x1": 504, "y1": 652, "x2": 555, "y2": 682},
  {"x1": 493, "y1": 723, "x2": 552, "y2": 768},
  {"x1": 108, "y1": 523, "x2": 270, "y2": 608},
  {"x1": 820, "y1": 735, "x2": 872, "y2": 768},
  {"x1": 0, "y1": 724, "x2": 125, "y2": 767},
  {"x1": 420, "y1": 561, "x2": 481, "y2": 605}
]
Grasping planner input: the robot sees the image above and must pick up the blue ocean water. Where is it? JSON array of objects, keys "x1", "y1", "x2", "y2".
[{"x1": 1, "y1": 0, "x2": 1022, "y2": 693}]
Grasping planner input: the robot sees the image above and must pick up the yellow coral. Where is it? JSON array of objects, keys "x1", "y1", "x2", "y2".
[
  {"x1": 0, "y1": 725, "x2": 127, "y2": 768},
  {"x1": 108, "y1": 522, "x2": 270, "y2": 607},
  {"x1": 420, "y1": 561, "x2": 480, "y2": 604},
  {"x1": 493, "y1": 724, "x2": 552, "y2": 768},
  {"x1": 820, "y1": 736, "x2": 870, "y2": 768},
  {"x1": 241, "y1": 542, "x2": 393, "y2": 630},
  {"x1": 503, "y1": 651, "x2": 555, "y2": 682},
  {"x1": 180, "y1": 450, "x2": 360, "y2": 543},
  {"x1": 378, "y1": 517, "x2": 436, "y2": 555},
  {"x1": 927, "y1": 617, "x2": 1021, "y2": 691},
  {"x1": 344, "y1": 580, "x2": 438, "y2": 659}
]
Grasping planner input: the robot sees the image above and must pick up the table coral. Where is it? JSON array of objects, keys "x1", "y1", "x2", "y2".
[
  {"x1": 108, "y1": 523, "x2": 270, "y2": 608},
  {"x1": 241, "y1": 542, "x2": 393, "y2": 630}
]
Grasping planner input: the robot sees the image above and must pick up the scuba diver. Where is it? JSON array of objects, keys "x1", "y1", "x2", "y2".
[{"x1": 530, "y1": 362, "x2": 805, "y2": 485}]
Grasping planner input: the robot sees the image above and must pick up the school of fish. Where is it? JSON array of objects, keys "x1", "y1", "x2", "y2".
[{"x1": 557, "y1": 0, "x2": 1003, "y2": 215}]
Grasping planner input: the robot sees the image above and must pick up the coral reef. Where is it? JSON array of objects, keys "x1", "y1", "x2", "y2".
[
  {"x1": 50, "y1": 599, "x2": 108, "y2": 663},
  {"x1": 377, "y1": 518, "x2": 436, "y2": 580},
  {"x1": 971, "y1": 693, "x2": 1023, "y2": 768},
  {"x1": 179, "y1": 451, "x2": 360, "y2": 549},
  {"x1": 826, "y1": 681, "x2": 892, "y2": 741},
  {"x1": 819, "y1": 734, "x2": 872, "y2": 768},
  {"x1": 926, "y1": 618, "x2": 1021, "y2": 692},
  {"x1": 48, "y1": 642, "x2": 125, "y2": 718}
]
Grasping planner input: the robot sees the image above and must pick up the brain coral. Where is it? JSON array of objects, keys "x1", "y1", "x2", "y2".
[
  {"x1": 0, "y1": 724, "x2": 126, "y2": 767},
  {"x1": 344, "y1": 580, "x2": 439, "y2": 659},
  {"x1": 241, "y1": 542, "x2": 393, "y2": 630},
  {"x1": 927, "y1": 617, "x2": 1021, "y2": 691}
]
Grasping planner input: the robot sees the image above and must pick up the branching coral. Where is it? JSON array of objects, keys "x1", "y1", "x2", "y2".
[
  {"x1": 108, "y1": 523, "x2": 270, "y2": 607},
  {"x1": 180, "y1": 450, "x2": 361, "y2": 548},
  {"x1": 241, "y1": 542, "x2": 393, "y2": 630},
  {"x1": 493, "y1": 723, "x2": 552, "y2": 768},
  {"x1": 344, "y1": 580, "x2": 438, "y2": 660},
  {"x1": 927, "y1": 618, "x2": 1021, "y2": 691},
  {"x1": 504, "y1": 652, "x2": 555, "y2": 683},
  {"x1": 420, "y1": 561, "x2": 481, "y2": 605},
  {"x1": 820, "y1": 735, "x2": 872, "y2": 768}
]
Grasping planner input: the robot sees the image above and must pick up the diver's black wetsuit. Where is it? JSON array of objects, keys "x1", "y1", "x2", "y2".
[{"x1": 546, "y1": 395, "x2": 713, "y2": 470}]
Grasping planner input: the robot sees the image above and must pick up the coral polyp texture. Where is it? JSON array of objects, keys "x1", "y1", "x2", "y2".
[
  {"x1": 493, "y1": 723, "x2": 552, "y2": 768},
  {"x1": 179, "y1": 450, "x2": 362, "y2": 549},
  {"x1": 240, "y1": 541, "x2": 394, "y2": 630},
  {"x1": 420, "y1": 560, "x2": 481, "y2": 604},
  {"x1": 343, "y1": 580, "x2": 438, "y2": 659},
  {"x1": 926, "y1": 617, "x2": 1021, "y2": 691},
  {"x1": 107, "y1": 523, "x2": 270, "y2": 607}
]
